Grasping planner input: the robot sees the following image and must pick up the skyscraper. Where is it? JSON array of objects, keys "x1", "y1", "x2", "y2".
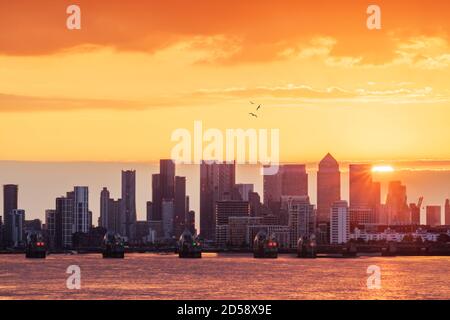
[
  {"x1": 263, "y1": 164, "x2": 308, "y2": 222},
  {"x1": 174, "y1": 176, "x2": 187, "y2": 237},
  {"x1": 248, "y1": 192, "x2": 262, "y2": 217},
  {"x1": 3, "y1": 184, "x2": 18, "y2": 246},
  {"x1": 284, "y1": 195, "x2": 316, "y2": 248},
  {"x1": 349, "y1": 164, "x2": 373, "y2": 208},
  {"x1": 409, "y1": 201, "x2": 421, "y2": 225},
  {"x1": 55, "y1": 195, "x2": 74, "y2": 249},
  {"x1": 385, "y1": 181, "x2": 410, "y2": 225},
  {"x1": 99, "y1": 187, "x2": 121, "y2": 234},
  {"x1": 160, "y1": 159, "x2": 175, "y2": 201},
  {"x1": 100, "y1": 187, "x2": 110, "y2": 229},
  {"x1": 330, "y1": 200, "x2": 349, "y2": 244},
  {"x1": 426, "y1": 205, "x2": 441, "y2": 227},
  {"x1": 45, "y1": 209, "x2": 56, "y2": 249},
  {"x1": 235, "y1": 184, "x2": 254, "y2": 201},
  {"x1": 263, "y1": 169, "x2": 281, "y2": 206},
  {"x1": 73, "y1": 186, "x2": 90, "y2": 233},
  {"x1": 121, "y1": 170, "x2": 137, "y2": 240},
  {"x1": 317, "y1": 153, "x2": 340, "y2": 223},
  {"x1": 200, "y1": 161, "x2": 236, "y2": 241},
  {"x1": 281, "y1": 165, "x2": 308, "y2": 196},
  {"x1": 152, "y1": 174, "x2": 162, "y2": 220},
  {"x1": 349, "y1": 164, "x2": 380, "y2": 225},
  {"x1": 8, "y1": 209, "x2": 25, "y2": 248},
  {"x1": 162, "y1": 199, "x2": 174, "y2": 239},
  {"x1": 445, "y1": 199, "x2": 450, "y2": 226},
  {"x1": 151, "y1": 160, "x2": 187, "y2": 238},
  {"x1": 146, "y1": 201, "x2": 153, "y2": 222},
  {"x1": 186, "y1": 210, "x2": 196, "y2": 235}
]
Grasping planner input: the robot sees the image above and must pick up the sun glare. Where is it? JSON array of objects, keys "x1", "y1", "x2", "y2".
[{"x1": 372, "y1": 165, "x2": 394, "y2": 172}]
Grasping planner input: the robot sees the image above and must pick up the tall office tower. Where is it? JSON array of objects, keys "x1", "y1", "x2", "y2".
[
  {"x1": 371, "y1": 181, "x2": 381, "y2": 215},
  {"x1": 330, "y1": 200, "x2": 349, "y2": 244},
  {"x1": 186, "y1": 196, "x2": 190, "y2": 213},
  {"x1": 284, "y1": 196, "x2": 316, "y2": 248},
  {"x1": 349, "y1": 164, "x2": 373, "y2": 208},
  {"x1": 100, "y1": 187, "x2": 121, "y2": 234},
  {"x1": 445, "y1": 199, "x2": 450, "y2": 226},
  {"x1": 55, "y1": 196, "x2": 74, "y2": 249},
  {"x1": 263, "y1": 164, "x2": 308, "y2": 222},
  {"x1": 215, "y1": 200, "x2": 249, "y2": 247},
  {"x1": 317, "y1": 153, "x2": 341, "y2": 223},
  {"x1": 121, "y1": 170, "x2": 137, "y2": 240},
  {"x1": 73, "y1": 186, "x2": 90, "y2": 233},
  {"x1": 385, "y1": 181, "x2": 410, "y2": 225},
  {"x1": 200, "y1": 161, "x2": 236, "y2": 241},
  {"x1": 162, "y1": 199, "x2": 174, "y2": 239},
  {"x1": 263, "y1": 169, "x2": 282, "y2": 218},
  {"x1": 152, "y1": 174, "x2": 162, "y2": 220},
  {"x1": 3, "y1": 184, "x2": 18, "y2": 246},
  {"x1": 235, "y1": 184, "x2": 254, "y2": 201},
  {"x1": 45, "y1": 209, "x2": 56, "y2": 249},
  {"x1": 281, "y1": 165, "x2": 308, "y2": 196},
  {"x1": 146, "y1": 201, "x2": 153, "y2": 222},
  {"x1": 108, "y1": 199, "x2": 121, "y2": 234},
  {"x1": 174, "y1": 176, "x2": 187, "y2": 237},
  {"x1": 349, "y1": 164, "x2": 380, "y2": 224},
  {"x1": 160, "y1": 159, "x2": 175, "y2": 199},
  {"x1": 8, "y1": 209, "x2": 25, "y2": 247},
  {"x1": 186, "y1": 210, "x2": 196, "y2": 235},
  {"x1": 99, "y1": 187, "x2": 110, "y2": 229},
  {"x1": 248, "y1": 192, "x2": 261, "y2": 217},
  {"x1": 410, "y1": 203, "x2": 421, "y2": 225},
  {"x1": 263, "y1": 169, "x2": 281, "y2": 206},
  {"x1": 426, "y1": 205, "x2": 441, "y2": 227}
]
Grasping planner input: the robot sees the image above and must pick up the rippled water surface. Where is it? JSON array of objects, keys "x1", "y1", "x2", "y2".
[{"x1": 0, "y1": 253, "x2": 449, "y2": 299}]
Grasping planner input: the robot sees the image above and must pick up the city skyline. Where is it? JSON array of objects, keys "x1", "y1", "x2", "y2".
[{"x1": 1, "y1": 155, "x2": 450, "y2": 234}]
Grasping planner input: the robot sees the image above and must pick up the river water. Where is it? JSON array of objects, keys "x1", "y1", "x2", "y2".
[{"x1": 0, "y1": 253, "x2": 448, "y2": 300}]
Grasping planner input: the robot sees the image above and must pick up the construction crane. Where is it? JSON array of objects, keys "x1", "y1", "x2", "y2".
[{"x1": 418, "y1": 196, "x2": 424, "y2": 210}]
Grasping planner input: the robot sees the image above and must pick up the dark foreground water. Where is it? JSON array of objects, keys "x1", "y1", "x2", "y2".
[{"x1": 0, "y1": 253, "x2": 449, "y2": 300}]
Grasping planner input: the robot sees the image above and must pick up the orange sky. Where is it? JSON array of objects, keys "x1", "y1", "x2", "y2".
[{"x1": 0, "y1": 0, "x2": 449, "y2": 163}]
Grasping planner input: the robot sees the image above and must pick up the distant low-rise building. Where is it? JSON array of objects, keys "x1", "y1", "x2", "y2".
[{"x1": 350, "y1": 227, "x2": 445, "y2": 242}]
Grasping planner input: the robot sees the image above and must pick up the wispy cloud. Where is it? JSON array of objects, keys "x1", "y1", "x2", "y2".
[{"x1": 0, "y1": 94, "x2": 149, "y2": 112}]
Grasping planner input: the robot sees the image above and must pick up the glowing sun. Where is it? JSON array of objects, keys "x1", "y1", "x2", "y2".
[{"x1": 372, "y1": 165, "x2": 394, "y2": 172}]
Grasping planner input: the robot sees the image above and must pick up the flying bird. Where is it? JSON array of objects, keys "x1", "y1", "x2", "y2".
[
  {"x1": 249, "y1": 112, "x2": 258, "y2": 118},
  {"x1": 250, "y1": 101, "x2": 255, "y2": 104},
  {"x1": 256, "y1": 104, "x2": 261, "y2": 111}
]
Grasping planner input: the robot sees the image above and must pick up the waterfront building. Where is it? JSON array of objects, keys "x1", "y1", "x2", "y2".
[
  {"x1": 330, "y1": 200, "x2": 350, "y2": 244},
  {"x1": 215, "y1": 200, "x2": 249, "y2": 247},
  {"x1": 285, "y1": 196, "x2": 316, "y2": 249}
]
